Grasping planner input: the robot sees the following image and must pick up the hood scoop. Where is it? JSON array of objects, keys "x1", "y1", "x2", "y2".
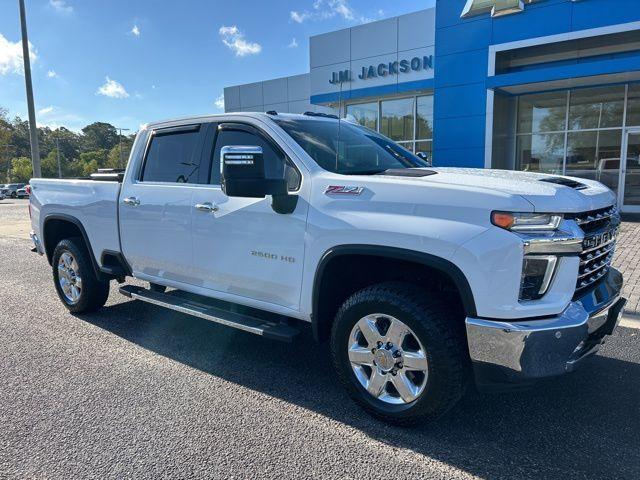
[
  {"x1": 378, "y1": 168, "x2": 437, "y2": 178},
  {"x1": 539, "y1": 177, "x2": 588, "y2": 190}
]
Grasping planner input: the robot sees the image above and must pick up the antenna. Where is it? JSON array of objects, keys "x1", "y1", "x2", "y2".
[{"x1": 335, "y1": 77, "x2": 343, "y2": 172}]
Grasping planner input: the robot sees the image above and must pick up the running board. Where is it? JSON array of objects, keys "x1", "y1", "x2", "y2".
[{"x1": 119, "y1": 285, "x2": 300, "y2": 342}]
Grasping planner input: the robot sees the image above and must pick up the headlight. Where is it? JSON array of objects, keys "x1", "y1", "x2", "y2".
[
  {"x1": 491, "y1": 211, "x2": 562, "y2": 232},
  {"x1": 519, "y1": 255, "x2": 558, "y2": 301}
]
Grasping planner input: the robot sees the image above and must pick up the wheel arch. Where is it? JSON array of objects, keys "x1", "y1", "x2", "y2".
[
  {"x1": 311, "y1": 245, "x2": 477, "y2": 343},
  {"x1": 42, "y1": 214, "x2": 104, "y2": 280}
]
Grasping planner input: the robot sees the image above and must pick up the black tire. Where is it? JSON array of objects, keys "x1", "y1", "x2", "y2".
[
  {"x1": 331, "y1": 282, "x2": 468, "y2": 426},
  {"x1": 11, "y1": 192, "x2": 16, "y2": 198},
  {"x1": 52, "y1": 237, "x2": 110, "y2": 313},
  {"x1": 149, "y1": 283, "x2": 167, "y2": 293}
]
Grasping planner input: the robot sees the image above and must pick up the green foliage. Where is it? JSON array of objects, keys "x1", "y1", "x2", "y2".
[
  {"x1": 0, "y1": 108, "x2": 136, "y2": 182},
  {"x1": 82, "y1": 122, "x2": 119, "y2": 152},
  {"x1": 106, "y1": 139, "x2": 133, "y2": 169},
  {"x1": 9, "y1": 157, "x2": 33, "y2": 183}
]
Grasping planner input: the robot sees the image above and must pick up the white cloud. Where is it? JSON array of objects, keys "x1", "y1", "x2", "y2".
[
  {"x1": 47, "y1": 70, "x2": 57, "y2": 78},
  {"x1": 291, "y1": 0, "x2": 381, "y2": 24},
  {"x1": 49, "y1": 0, "x2": 73, "y2": 14},
  {"x1": 96, "y1": 77, "x2": 129, "y2": 98},
  {"x1": 214, "y1": 94, "x2": 225, "y2": 110},
  {"x1": 290, "y1": 11, "x2": 311, "y2": 23},
  {"x1": 38, "y1": 106, "x2": 54, "y2": 116},
  {"x1": 219, "y1": 25, "x2": 262, "y2": 57},
  {"x1": 34, "y1": 106, "x2": 84, "y2": 130},
  {"x1": 0, "y1": 33, "x2": 37, "y2": 76},
  {"x1": 131, "y1": 24, "x2": 140, "y2": 37},
  {"x1": 287, "y1": 38, "x2": 298, "y2": 48}
]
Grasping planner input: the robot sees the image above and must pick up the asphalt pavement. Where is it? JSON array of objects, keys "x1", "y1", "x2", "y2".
[{"x1": 1, "y1": 199, "x2": 639, "y2": 479}]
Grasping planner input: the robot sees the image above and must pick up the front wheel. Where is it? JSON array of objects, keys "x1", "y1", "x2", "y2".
[
  {"x1": 52, "y1": 238, "x2": 110, "y2": 313},
  {"x1": 331, "y1": 282, "x2": 468, "y2": 425}
]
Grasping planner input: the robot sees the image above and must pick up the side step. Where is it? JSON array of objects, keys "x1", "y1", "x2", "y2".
[{"x1": 119, "y1": 285, "x2": 300, "y2": 343}]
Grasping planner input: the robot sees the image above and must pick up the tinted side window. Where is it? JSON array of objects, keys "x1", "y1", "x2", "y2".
[
  {"x1": 141, "y1": 127, "x2": 201, "y2": 183},
  {"x1": 211, "y1": 129, "x2": 300, "y2": 190}
]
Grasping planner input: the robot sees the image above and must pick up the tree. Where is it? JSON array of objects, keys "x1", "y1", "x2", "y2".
[
  {"x1": 106, "y1": 137, "x2": 133, "y2": 169},
  {"x1": 81, "y1": 122, "x2": 119, "y2": 152},
  {"x1": 0, "y1": 108, "x2": 13, "y2": 181},
  {"x1": 42, "y1": 149, "x2": 62, "y2": 178},
  {"x1": 9, "y1": 157, "x2": 33, "y2": 183}
]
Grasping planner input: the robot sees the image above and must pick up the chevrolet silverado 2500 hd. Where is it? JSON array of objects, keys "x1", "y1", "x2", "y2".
[{"x1": 29, "y1": 112, "x2": 626, "y2": 424}]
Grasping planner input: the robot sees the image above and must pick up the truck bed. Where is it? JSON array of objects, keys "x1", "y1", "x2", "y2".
[{"x1": 30, "y1": 178, "x2": 122, "y2": 267}]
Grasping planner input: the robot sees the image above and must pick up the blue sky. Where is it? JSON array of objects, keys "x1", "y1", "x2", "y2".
[{"x1": 0, "y1": 0, "x2": 430, "y2": 132}]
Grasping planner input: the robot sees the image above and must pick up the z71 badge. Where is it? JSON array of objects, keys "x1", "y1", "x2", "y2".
[{"x1": 324, "y1": 185, "x2": 364, "y2": 196}]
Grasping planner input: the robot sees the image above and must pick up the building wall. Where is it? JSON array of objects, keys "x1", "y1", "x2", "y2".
[
  {"x1": 223, "y1": 74, "x2": 336, "y2": 114},
  {"x1": 309, "y1": 9, "x2": 436, "y2": 104},
  {"x1": 433, "y1": 0, "x2": 640, "y2": 168}
]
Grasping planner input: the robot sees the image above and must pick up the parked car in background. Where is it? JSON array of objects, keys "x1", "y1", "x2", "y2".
[
  {"x1": 0, "y1": 191, "x2": 5, "y2": 201},
  {"x1": 16, "y1": 185, "x2": 30, "y2": 198},
  {"x1": 0, "y1": 183, "x2": 26, "y2": 198}
]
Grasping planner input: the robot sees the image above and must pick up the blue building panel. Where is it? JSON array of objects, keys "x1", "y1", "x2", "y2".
[
  {"x1": 570, "y1": 0, "x2": 640, "y2": 32},
  {"x1": 435, "y1": 18, "x2": 492, "y2": 57},
  {"x1": 434, "y1": 83, "x2": 488, "y2": 119},
  {"x1": 489, "y1": 2, "x2": 573, "y2": 44},
  {"x1": 432, "y1": 146, "x2": 486, "y2": 168},
  {"x1": 434, "y1": 49, "x2": 488, "y2": 88},
  {"x1": 433, "y1": 114, "x2": 486, "y2": 150}
]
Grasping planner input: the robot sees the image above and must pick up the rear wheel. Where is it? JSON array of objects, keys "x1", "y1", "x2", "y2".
[
  {"x1": 331, "y1": 282, "x2": 468, "y2": 425},
  {"x1": 52, "y1": 238, "x2": 110, "y2": 313}
]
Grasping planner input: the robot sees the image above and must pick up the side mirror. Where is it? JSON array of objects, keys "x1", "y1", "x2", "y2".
[
  {"x1": 416, "y1": 151, "x2": 432, "y2": 166},
  {"x1": 221, "y1": 145, "x2": 287, "y2": 198}
]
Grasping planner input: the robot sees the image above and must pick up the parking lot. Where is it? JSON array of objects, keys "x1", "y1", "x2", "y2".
[{"x1": 0, "y1": 198, "x2": 639, "y2": 480}]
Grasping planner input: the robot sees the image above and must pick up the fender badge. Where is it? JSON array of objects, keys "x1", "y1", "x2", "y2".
[{"x1": 325, "y1": 185, "x2": 364, "y2": 196}]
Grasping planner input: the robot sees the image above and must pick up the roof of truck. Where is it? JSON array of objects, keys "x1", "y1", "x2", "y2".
[{"x1": 143, "y1": 111, "x2": 339, "y2": 130}]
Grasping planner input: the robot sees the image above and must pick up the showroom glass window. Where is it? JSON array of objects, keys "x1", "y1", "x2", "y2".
[
  {"x1": 515, "y1": 85, "x2": 628, "y2": 194},
  {"x1": 345, "y1": 94, "x2": 434, "y2": 161}
]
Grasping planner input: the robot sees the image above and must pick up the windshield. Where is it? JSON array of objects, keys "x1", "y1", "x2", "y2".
[{"x1": 274, "y1": 117, "x2": 429, "y2": 175}]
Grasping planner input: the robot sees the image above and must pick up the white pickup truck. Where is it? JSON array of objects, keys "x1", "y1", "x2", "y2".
[{"x1": 29, "y1": 112, "x2": 626, "y2": 425}]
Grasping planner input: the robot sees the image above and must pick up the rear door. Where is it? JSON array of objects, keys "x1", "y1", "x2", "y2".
[
  {"x1": 190, "y1": 121, "x2": 308, "y2": 311},
  {"x1": 119, "y1": 123, "x2": 207, "y2": 286}
]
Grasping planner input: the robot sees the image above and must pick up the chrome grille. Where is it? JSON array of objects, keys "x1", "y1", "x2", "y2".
[{"x1": 574, "y1": 205, "x2": 619, "y2": 296}]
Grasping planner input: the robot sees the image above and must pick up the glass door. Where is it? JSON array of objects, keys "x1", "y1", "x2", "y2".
[{"x1": 621, "y1": 129, "x2": 640, "y2": 212}]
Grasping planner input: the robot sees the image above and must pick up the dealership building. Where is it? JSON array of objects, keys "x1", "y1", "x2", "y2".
[{"x1": 224, "y1": 0, "x2": 640, "y2": 212}]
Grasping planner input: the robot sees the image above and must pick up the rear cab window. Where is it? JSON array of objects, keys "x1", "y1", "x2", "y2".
[{"x1": 140, "y1": 124, "x2": 206, "y2": 184}]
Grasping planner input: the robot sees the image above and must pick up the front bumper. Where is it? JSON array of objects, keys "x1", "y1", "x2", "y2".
[{"x1": 466, "y1": 268, "x2": 625, "y2": 391}]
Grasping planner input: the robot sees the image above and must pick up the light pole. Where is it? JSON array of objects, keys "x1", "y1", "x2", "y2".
[
  {"x1": 18, "y1": 0, "x2": 41, "y2": 178},
  {"x1": 116, "y1": 127, "x2": 130, "y2": 169}
]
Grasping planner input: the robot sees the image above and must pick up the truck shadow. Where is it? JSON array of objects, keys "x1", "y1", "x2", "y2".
[{"x1": 79, "y1": 298, "x2": 640, "y2": 480}]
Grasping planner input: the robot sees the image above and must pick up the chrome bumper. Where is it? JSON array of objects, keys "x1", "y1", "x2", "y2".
[{"x1": 466, "y1": 268, "x2": 625, "y2": 391}]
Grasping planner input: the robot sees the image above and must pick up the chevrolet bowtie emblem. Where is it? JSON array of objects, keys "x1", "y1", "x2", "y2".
[{"x1": 461, "y1": 0, "x2": 541, "y2": 18}]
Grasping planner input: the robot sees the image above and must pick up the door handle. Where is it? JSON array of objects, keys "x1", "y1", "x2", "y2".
[
  {"x1": 195, "y1": 202, "x2": 219, "y2": 213},
  {"x1": 123, "y1": 196, "x2": 140, "y2": 207}
]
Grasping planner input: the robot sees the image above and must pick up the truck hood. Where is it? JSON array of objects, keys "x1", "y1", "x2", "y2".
[{"x1": 400, "y1": 167, "x2": 617, "y2": 213}]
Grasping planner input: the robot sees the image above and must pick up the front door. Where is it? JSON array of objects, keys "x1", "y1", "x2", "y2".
[
  {"x1": 120, "y1": 124, "x2": 207, "y2": 286},
  {"x1": 621, "y1": 129, "x2": 640, "y2": 212},
  {"x1": 190, "y1": 122, "x2": 308, "y2": 312}
]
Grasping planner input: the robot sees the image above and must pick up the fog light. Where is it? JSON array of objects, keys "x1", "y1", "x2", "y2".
[{"x1": 520, "y1": 255, "x2": 558, "y2": 301}]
